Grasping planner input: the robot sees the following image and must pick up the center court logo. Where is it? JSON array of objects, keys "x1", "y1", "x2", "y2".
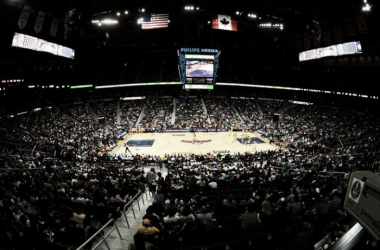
[{"x1": 181, "y1": 140, "x2": 212, "y2": 144}]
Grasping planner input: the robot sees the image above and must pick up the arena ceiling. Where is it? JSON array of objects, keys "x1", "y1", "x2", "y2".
[{"x1": 0, "y1": 0, "x2": 378, "y2": 63}]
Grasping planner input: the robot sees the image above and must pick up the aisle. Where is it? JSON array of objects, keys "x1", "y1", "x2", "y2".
[{"x1": 91, "y1": 166, "x2": 167, "y2": 250}]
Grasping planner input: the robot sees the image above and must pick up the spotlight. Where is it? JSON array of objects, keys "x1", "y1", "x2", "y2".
[
  {"x1": 125, "y1": 11, "x2": 128, "y2": 15},
  {"x1": 116, "y1": 12, "x2": 120, "y2": 16},
  {"x1": 141, "y1": 8, "x2": 145, "y2": 12}
]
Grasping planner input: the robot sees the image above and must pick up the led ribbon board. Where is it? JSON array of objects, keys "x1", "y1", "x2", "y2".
[
  {"x1": 12, "y1": 32, "x2": 75, "y2": 59},
  {"x1": 299, "y1": 41, "x2": 362, "y2": 62}
]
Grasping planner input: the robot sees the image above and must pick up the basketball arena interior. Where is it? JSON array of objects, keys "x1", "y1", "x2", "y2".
[{"x1": 0, "y1": 1, "x2": 380, "y2": 250}]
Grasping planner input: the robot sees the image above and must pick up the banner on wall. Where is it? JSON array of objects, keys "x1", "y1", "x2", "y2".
[
  {"x1": 356, "y1": 15, "x2": 368, "y2": 34},
  {"x1": 333, "y1": 22, "x2": 344, "y2": 43},
  {"x1": 303, "y1": 33, "x2": 311, "y2": 50},
  {"x1": 34, "y1": 11, "x2": 46, "y2": 34},
  {"x1": 294, "y1": 33, "x2": 302, "y2": 48},
  {"x1": 50, "y1": 18, "x2": 59, "y2": 36},
  {"x1": 18, "y1": 5, "x2": 31, "y2": 30},
  {"x1": 345, "y1": 18, "x2": 357, "y2": 36},
  {"x1": 322, "y1": 24, "x2": 332, "y2": 45}
]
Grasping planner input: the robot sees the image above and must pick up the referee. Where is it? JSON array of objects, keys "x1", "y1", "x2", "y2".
[{"x1": 125, "y1": 144, "x2": 132, "y2": 154}]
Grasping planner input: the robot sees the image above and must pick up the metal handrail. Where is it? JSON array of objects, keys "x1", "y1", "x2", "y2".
[
  {"x1": 123, "y1": 184, "x2": 150, "y2": 228},
  {"x1": 76, "y1": 218, "x2": 123, "y2": 250},
  {"x1": 317, "y1": 171, "x2": 348, "y2": 180}
]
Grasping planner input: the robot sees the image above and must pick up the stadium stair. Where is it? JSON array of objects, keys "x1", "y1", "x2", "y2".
[
  {"x1": 57, "y1": 108, "x2": 80, "y2": 124},
  {"x1": 116, "y1": 99, "x2": 121, "y2": 125},
  {"x1": 280, "y1": 101, "x2": 288, "y2": 121},
  {"x1": 171, "y1": 98, "x2": 176, "y2": 125},
  {"x1": 86, "y1": 103, "x2": 100, "y2": 119},
  {"x1": 136, "y1": 104, "x2": 147, "y2": 127},
  {"x1": 90, "y1": 189, "x2": 155, "y2": 250},
  {"x1": 200, "y1": 98, "x2": 211, "y2": 124},
  {"x1": 295, "y1": 105, "x2": 318, "y2": 123},
  {"x1": 231, "y1": 105, "x2": 244, "y2": 123},
  {"x1": 254, "y1": 100, "x2": 263, "y2": 116},
  {"x1": 90, "y1": 167, "x2": 166, "y2": 250}
]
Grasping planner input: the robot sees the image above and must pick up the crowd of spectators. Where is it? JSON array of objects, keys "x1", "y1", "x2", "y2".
[
  {"x1": 88, "y1": 98, "x2": 117, "y2": 126},
  {"x1": 284, "y1": 103, "x2": 313, "y2": 121},
  {"x1": 171, "y1": 98, "x2": 207, "y2": 129},
  {"x1": 258, "y1": 100, "x2": 285, "y2": 117},
  {"x1": 203, "y1": 98, "x2": 242, "y2": 130},
  {"x1": 120, "y1": 100, "x2": 145, "y2": 130},
  {"x1": 0, "y1": 90, "x2": 379, "y2": 250},
  {"x1": 135, "y1": 142, "x2": 379, "y2": 249},
  {"x1": 0, "y1": 156, "x2": 145, "y2": 250},
  {"x1": 231, "y1": 99, "x2": 260, "y2": 130},
  {"x1": 141, "y1": 98, "x2": 173, "y2": 132}
]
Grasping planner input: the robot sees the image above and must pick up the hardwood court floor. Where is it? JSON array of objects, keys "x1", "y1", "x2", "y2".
[{"x1": 111, "y1": 132, "x2": 278, "y2": 157}]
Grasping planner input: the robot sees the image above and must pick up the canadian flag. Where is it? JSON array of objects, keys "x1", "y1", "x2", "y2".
[{"x1": 212, "y1": 14, "x2": 237, "y2": 31}]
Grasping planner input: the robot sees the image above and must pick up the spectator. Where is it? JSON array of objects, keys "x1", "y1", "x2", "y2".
[
  {"x1": 258, "y1": 200, "x2": 273, "y2": 225},
  {"x1": 238, "y1": 204, "x2": 258, "y2": 230},
  {"x1": 328, "y1": 191, "x2": 341, "y2": 215},
  {"x1": 153, "y1": 189, "x2": 165, "y2": 206}
]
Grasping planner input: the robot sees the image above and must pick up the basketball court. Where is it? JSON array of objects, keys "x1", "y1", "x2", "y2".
[{"x1": 110, "y1": 131, "x2": 278, "y2": 156}]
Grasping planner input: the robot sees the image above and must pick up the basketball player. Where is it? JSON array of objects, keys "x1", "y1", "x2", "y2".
[
  {"x1": 246, "y1": 135, "x2": 250, "y2": 146},
  {"x1": 233, "y1": 132, "x2": 237, "y2": 143},
  {"x1": 252, "y1": 141, "x2": 256, "y2": 152},
  {"x1": 229, "y1": 127, "x2": 232, "y2": 136},
  {"x1": 192, "y1": 132, "x2": 196, "y2": 144},
  {"x1": 125, "y1": 146, "x2": 132, "y2": 154}
]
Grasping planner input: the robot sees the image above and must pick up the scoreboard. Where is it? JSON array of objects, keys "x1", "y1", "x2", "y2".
[{"x1": 178, "y1": 48, "x2": 220, "y2": 90}]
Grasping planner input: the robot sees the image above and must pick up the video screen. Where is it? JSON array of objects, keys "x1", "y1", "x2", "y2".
[
  {"x1": 185, "y1": 60, "x2": 214, "y2": 78},
  {"x1": 11, "y1": 32, "x2": 75, "y2": 59},
  {"x1": 299, "y1": 41, "x2": 362, "y2": 62}
]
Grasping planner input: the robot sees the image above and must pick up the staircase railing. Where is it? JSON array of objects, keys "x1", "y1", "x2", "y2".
[
  {"x1": 123, "y1": 184, "x2": 151, "y2": 228},
  {"x1": 76, "y1": 219, "x2": 123, "y2": 250}
]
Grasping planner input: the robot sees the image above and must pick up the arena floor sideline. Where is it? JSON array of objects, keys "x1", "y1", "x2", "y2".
[{"x1": 110, "y1": 131, "x2": 278, "y2": 157}]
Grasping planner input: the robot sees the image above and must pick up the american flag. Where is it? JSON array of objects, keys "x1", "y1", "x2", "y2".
[{"x1": 141, "y1": 14, "x2": 169, "y2": 29}]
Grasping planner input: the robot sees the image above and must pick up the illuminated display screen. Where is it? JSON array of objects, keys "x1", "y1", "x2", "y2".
[
  {"x1": 184, "y1": 84, "x2": 214, "y2": 90},
  {"x1": 185, "y1": 54, "x2": 215, "y2": 60},
  {"x1": 185, "y1": 60, "x2": 214, "y2": 78},
  {"x1": 12, "y1": 33, "x2": 75, "y2": 59},
  {"x1": 299, "y1": 41, "x2": 362, "y2": 62}
]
